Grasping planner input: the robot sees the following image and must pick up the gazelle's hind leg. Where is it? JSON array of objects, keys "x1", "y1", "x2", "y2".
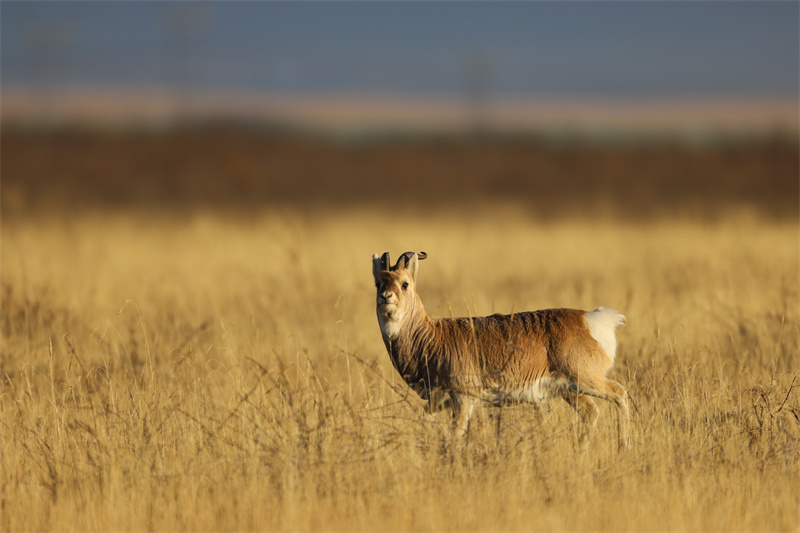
[
  {"x1": 450, "y1": 393, "x2": 479, "y2": 438},
  {"x1": 603, "y1": 379, "x2": 630, "y2": 449},
  {"x1": 560, "y1": 388, "x2": 599, "y2": 447},
  {"x1": 548, "y1": 376, "x2": 630, "y2": 450}
]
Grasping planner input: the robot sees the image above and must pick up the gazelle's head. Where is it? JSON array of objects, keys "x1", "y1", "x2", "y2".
[{"x1": 372, "y1": 251, "x2": 427, "y2": 338}]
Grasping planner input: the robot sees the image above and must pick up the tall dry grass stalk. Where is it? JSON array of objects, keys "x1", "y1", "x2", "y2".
[{"x1": 2, "y1": 205, "x2": 798, "y2": 531}]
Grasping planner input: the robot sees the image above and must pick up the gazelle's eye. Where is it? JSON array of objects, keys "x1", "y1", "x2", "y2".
[
  {"x1": 402, "y1": 282, "x2": 409, "y2": 290},
  {"x1": 375, "y1": 282, "x2": 380, "y2": 289}
]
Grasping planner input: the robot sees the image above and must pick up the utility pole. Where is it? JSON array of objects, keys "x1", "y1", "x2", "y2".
[{"x1": 464, "y1": 51, "x2": 493, "y2": 135}]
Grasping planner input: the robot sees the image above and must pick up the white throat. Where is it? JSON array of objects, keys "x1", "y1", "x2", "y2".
[{"x1": 378, "y1": 313, "x2": 403, "y2": 339}]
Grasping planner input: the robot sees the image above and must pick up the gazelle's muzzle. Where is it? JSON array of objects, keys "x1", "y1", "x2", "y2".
[
  {"x1": 377, "y1": 291, "x2": 398, "y2": 318},
  {"x1": 378, "y1": 290, "x2": 396, "y2": 304}
]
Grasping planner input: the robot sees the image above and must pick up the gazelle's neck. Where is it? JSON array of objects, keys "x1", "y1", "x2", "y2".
[
  {"x1": 379, "y1": 294, "x2": 425, "y2": 340},
  {"x1": 381, "y1": 295, "x2": 431, "y2": 376}
]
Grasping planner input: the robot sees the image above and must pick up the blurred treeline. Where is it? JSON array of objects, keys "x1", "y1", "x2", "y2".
[{"x1": 2, "y1": 125, "x2": 797, "y2": 219}]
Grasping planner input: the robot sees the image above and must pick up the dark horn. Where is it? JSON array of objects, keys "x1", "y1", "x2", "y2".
[
  {"x1": 396, "y1": 251, "x2": 426, "y2": 270},
  {"x1": 380, "y1": 252, "x2": 390, "y2": 271}
]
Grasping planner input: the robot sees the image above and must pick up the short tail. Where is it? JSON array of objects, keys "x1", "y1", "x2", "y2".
[{"x1": 583, "y1": 307, "x2": 626, "y2": 360}]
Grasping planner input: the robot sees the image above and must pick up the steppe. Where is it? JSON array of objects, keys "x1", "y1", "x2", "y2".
[{"x1": 1, "y1": 119, "x2": 798, "y2": 531}]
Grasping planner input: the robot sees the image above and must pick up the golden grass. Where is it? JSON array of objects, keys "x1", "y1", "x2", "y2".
[{"x1": 2, "y1": 204, "x2": 798, "y2": 531}]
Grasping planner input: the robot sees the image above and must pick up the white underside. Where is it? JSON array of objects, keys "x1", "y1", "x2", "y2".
[
  {"x1": 583, "y1": 307, "x2": 626, "y2": 361},
  {"x1": 518, "y1": 377, "x2": 556, "y2": 403},
  {"x1": 489, "y1": 377, "x2": 557, "y2": 405}
]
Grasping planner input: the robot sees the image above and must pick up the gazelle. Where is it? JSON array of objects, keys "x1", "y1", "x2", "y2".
[{"x1": 372, "y1": 251, "x2": 630, "y2": 448}]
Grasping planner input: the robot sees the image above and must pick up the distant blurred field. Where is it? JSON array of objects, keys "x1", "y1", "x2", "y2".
[
  {"x1": 2, "y1": 126, "x2": 798, "y2": 218},
  {"x1": 1, "y1": 126, "x2": 798, "y2": 531}
]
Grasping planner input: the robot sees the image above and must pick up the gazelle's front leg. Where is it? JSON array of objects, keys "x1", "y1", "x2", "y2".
[
  {"x1": 450, "y1": 393, "x2": 479, "y2": 438},
  {"x1": 423, "y1": 388, "x2": 453, "y2": 414}
]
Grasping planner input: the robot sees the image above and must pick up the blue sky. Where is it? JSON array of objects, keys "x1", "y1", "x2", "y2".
[{"x1": 2, "y1": 1, "x2": 798, "y2": 99}]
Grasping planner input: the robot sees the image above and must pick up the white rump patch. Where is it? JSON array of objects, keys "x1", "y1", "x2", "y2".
[{"x1": 583, "y1": 307, "x2": 626, "y2": 361}]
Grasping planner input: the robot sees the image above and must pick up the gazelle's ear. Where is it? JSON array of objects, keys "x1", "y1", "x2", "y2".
[
  {"x1": 406, "y1": 253, "x2": 419, "y2": 281},
  {"x1": 372, "y1": 253, "x2": 381, "y2": 278},
  {"x1": 395, "y1": 251, "x2": 426, "y2": 281},
  {"x1": 373, "y1": 252, "x2": 390, "y2": 278}
]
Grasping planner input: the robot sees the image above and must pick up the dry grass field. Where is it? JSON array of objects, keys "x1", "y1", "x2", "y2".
[{"x1": 1, "y1": 128, "x2": 799, "y2": 531}]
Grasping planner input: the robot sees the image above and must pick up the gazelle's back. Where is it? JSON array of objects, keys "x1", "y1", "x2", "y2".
[{"x1": 430, "y1": 308, "x2": 614, "y2": 390}]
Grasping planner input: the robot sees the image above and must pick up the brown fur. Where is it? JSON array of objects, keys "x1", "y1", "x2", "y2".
[{"x1": 373, "y1": 251, "x2": 630, "y2": 448}]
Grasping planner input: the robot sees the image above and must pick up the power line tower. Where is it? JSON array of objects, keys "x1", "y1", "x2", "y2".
[
  {"x1": 21, "y1": 7, "x2": 75, "y2": 126},
  {"x1": 159, "y1": 4, "x2": 213, "y2": 122},
  {"x1": 464, "y1": 51, "x2": 494, "y2": 135}
]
